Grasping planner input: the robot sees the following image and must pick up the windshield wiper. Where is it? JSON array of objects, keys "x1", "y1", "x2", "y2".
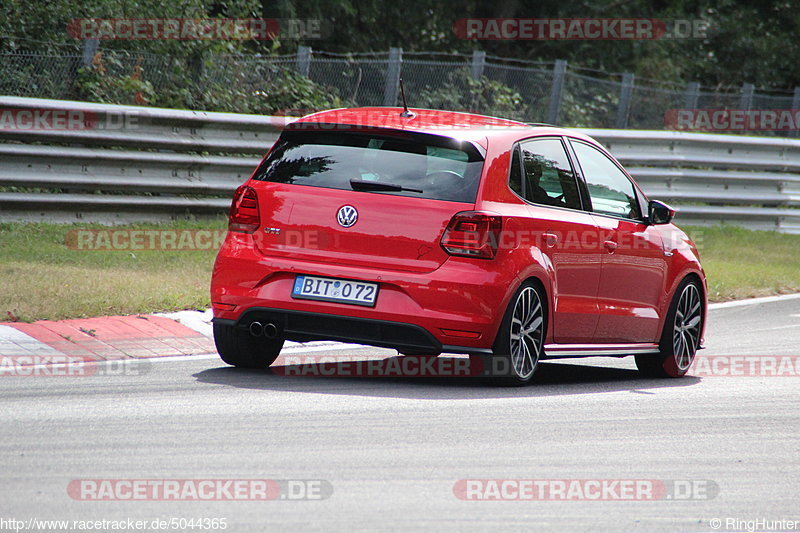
[{"x1": 349, "y1": 179, "x2": 423, "y2": 194}]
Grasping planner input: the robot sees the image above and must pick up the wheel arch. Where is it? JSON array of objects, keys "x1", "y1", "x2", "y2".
[
  {"x1": 491, "y1": 273, "x2": 553, "y2": 348},
  {"x1": 663, "y1": 269, "x2": 708, "y2": 346}
]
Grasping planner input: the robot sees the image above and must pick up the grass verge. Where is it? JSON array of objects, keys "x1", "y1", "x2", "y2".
[
  {"x1": 0, "y1": 219, "x2": 226, "y2": 322},
  {"x1": 0, "y1": 221, "x2": 798, "y2": 322},
  {"x1": 683, "y1": 225, "x2": 800, "y2": 301}
]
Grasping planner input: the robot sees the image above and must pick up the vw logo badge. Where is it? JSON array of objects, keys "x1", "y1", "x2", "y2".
[{"x1": 337, "y1": 205, "x2": 358, "y2": 228}]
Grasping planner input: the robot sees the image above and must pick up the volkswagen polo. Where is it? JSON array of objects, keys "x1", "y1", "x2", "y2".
[{"x1": 210, "y1": 107, "x2": 706, "y2": 385}]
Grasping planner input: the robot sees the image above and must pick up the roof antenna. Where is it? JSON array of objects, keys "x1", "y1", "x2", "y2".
[{"x1": 399, "y1": 78, "x2": 415, "y2": 118}]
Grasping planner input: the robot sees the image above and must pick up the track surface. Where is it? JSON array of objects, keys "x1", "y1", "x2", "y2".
[{"x1": 2, "y1": 297, "x2": 799, "y2": 532}]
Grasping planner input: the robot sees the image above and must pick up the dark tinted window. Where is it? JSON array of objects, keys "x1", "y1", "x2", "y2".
[
  {"x1": 571, "y1": 140, "x2": 641, "y2": 219},
  {"x1": 253, "y1": 131, "x2": 484, "y2": 203},
  {"x1": 508, "y1": 146, "x2": 523, "y2": 197},
  {"x1": 517, "y1": 138, "x2": 581, "y2": 210}
]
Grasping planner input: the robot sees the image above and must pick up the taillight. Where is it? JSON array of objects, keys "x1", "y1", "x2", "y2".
[
  {"x1": 440, "y1": 211, "x2": 502, "y2": 259},
  {"x1": 228, "y1": 185, "x2": 260, "y2": 233}
]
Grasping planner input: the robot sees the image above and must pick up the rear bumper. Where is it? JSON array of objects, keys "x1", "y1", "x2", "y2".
[
  {"x1": 210, "y1": 233, "x2": 517, "y2": 353},
  {"x1": 213, "y1": 308, "x2": 492, "y2": 355}
]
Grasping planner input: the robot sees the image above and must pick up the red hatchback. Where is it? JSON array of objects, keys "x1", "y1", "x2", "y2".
[{"x1": 210, "y1": 107, "x2": 706, "y2": 385}]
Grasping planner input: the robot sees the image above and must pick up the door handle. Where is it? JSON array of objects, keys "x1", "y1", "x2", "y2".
[
  {"x1": 543, "y1": 232, "x2": 558, "y2": 247},
  {"x1": 603, "y1": 240, "x2": 617, "y2": 253}
]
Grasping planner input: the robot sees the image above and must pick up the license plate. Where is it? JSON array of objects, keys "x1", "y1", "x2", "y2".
[{"x1": 291, "y1": 275, "x2": 378, "y2": 307}]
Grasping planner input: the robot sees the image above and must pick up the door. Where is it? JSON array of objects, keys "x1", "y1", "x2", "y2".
[
  {"x1": 512, "y1": 138, "x2": 603, "y2": 343},
  {"x1": 569, "y1": 139, "x2": 668, "y2": 343}
]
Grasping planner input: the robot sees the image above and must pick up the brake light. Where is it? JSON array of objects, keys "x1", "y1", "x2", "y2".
[
  {"x1": 440, "y1": 211, "x2": 502, "y2": 259},
  {"x1": 228, "y1": 185, "x2": 260, "y2": 233}
]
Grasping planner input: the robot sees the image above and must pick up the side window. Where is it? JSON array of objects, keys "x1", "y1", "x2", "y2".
[
  {"x1": 516, "y1": 138, "x2": 582, "y2": 210},
  {"x1": 508, "y1": 146, "x2": 523, "y2": 197},
  {"x1": 571, "y1": 140, "x2": 641, "y2": 220}
]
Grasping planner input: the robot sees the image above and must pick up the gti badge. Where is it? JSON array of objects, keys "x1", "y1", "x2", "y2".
[{"x1": 337, "y1": 205, "x2": 358, "y2": 228}]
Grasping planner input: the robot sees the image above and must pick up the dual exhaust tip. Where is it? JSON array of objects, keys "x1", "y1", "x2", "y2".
[{"x1": 249, "y1": 321, "x2": 278, "y2": 338}]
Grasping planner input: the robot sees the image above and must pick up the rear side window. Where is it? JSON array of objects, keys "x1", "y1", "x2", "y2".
[
  {"x1": 510, "y1": 138, "x2": 582, "y2": 210},
  {"x1": 508, "y1": 146, "x2": 523, "y2": 197},
  {"x1": 253, "y1": 131, "x2": 485, "y2": 203}
]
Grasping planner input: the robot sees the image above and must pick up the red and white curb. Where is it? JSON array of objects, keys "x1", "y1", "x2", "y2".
[
  {"x1": 0, "y1": 313, "x2": 214, "y2": 361},
  {"x1": 0, "y1": 309, "x2": 350, "y2": 363}
]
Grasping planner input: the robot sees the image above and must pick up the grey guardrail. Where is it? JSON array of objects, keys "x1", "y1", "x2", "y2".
[
  {"x1": 578, "y1": 128, "x2": 800, "y2": 233},
  {"x1": 0, "y1": 96, "x2": 287, "y2": 223},
  {"x1": 1, "y1": 96, "x2": 799, "y2": 231}
]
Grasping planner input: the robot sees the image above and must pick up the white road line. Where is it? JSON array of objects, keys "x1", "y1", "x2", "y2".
[{"x1": 708, "y1": 293, "x2": 800, "y2": 310}]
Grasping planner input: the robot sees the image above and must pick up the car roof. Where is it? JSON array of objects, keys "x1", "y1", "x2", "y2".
[{"x1": 287, "y1": 107, "x2": 597, "y2": 145}]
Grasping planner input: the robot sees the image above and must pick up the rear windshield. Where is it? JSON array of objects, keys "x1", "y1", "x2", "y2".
[{"x1": 252, "y1": 131, "x2": 485, "y2": 203}]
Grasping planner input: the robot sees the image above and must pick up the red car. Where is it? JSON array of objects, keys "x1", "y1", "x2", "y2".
[{"x1": 210, "y1": 107, "x2": 706, "y2": 385}]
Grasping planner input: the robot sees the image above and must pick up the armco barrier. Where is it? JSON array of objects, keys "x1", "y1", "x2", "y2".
[{"x1": 1, "y1": 96, "x2": 799, "y2": 232}]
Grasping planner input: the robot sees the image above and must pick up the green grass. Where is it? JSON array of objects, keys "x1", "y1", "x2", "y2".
[
  {"x1": 683, "y1": 225, "x2": 800, "y2": 301},
  {"x1": 1, "y1": 221, "x2": 799, "y2": 322},
  {"x1": 0, "y1": 219, "x2": 227, "y2": 322}
]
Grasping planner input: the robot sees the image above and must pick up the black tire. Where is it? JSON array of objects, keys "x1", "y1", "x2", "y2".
[
  {"x1": 213, "y1": 323, "x2": 284, "y2": 369},
  {"x1": 636, "y1": 278, "x2": 704, "y2": 378},
  {"x1": 490, "y1": 281, "x2": 547, "y2": 386}
]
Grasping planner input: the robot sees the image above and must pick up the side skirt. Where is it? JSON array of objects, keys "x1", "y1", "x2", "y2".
[{"x1": 543, "y1": 343, "x2": 661, "y2": 359}]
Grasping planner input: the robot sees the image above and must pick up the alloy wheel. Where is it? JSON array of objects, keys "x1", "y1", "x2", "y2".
[
  {"x1": 509, "y1": 287, "x2": 545, "y2": 380},
  {"x1": 673, "y1": 283, "x2": 702, "y2": 370}
]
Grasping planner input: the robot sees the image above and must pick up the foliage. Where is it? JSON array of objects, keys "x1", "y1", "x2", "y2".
[
  {"x1": 416, "y1": 69, "x2": 524, "y2": 120},
  {"x1": 559, "y1": 89, "x2": 618, "y2": 128},
  {"x1": 70, "y1": 49, "x2": 346, "y2": 114},
  {"x1": 75, "y1": 54, "x2": 155, "y2": 105}
]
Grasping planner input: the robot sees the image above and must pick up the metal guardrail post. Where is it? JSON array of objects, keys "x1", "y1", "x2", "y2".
[
  {"x1": 683, "y1": 82, "x2": 700, "y2": 110},
  {"x1": 383, "y1": 47, "x2": 403, "y2": 106},
  {"x1": 616, "y1": 72, "x2": 635, "y2": 129},
  {"x1": 470, "y1": 51, "x2": 486, "y2": 79},
  {"x1": 296, "y1": 46, "x2": 312, "y2": 77},
  {"x1": 82, "y1": 39, "x2": 99, "y2": 67},
  {"x1": 739, "y1": 83, "x2": 755, "y2": 111},
  {"x1": 546, "y1": 60, "x2": 567, "y2": 125}
]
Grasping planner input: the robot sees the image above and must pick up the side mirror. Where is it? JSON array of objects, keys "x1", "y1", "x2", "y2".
[{"x1": 648, "y1": 200, "x2": 675, "y2": 225}]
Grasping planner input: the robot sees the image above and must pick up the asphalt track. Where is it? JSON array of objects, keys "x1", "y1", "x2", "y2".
[{"x1": 1, "y1": 296, "x2": 799, "y2": 532}]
